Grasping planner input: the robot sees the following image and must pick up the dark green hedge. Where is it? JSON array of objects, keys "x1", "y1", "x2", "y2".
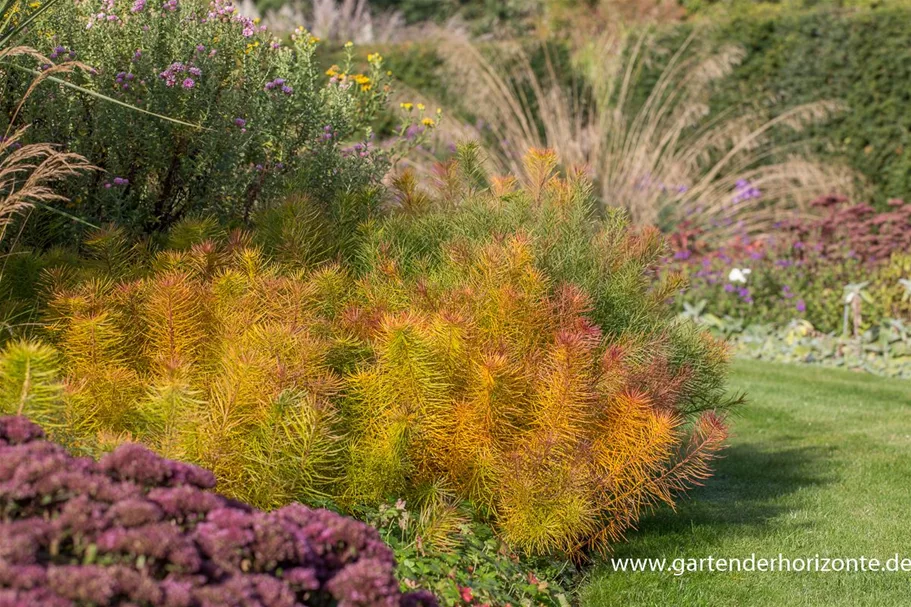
[{"x1": 644, "y1": 7, "x2": 911, "y2": 204}]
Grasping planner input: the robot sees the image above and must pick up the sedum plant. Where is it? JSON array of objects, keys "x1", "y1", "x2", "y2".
[
  {"x1": 1, "y1": 149, "x2": 736, "y2": 556},
  {"x1": 0, "y1": 415, "x2": 438, "y2": 606},
  {"x1": 2, "y1": 0, "x2": 391, "y2": 237}
]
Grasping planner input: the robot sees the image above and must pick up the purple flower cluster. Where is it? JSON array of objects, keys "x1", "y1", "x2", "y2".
[
  {"x1": 732, "y1": 179, "x2": 762, "y2": 204},
  {"x1": 203, "y1": 0, "x2": 263, "y2": 37},
  {"x1": 265, "y1": 78, "x2": 293, "y2": 95},
  {"x1": 104, "y1": 177, "x2": 130, "y2": 189},
  {"x1": 131, "y1": 0, "x2": 146, "y2": 12},
  {"x1": 0, "y1": 417, "x2": 437, "y2": 607},
  {"x1": 160, "y1": 62, "x2": 199, "y2": 89},
  {"x1": 114, "y1": 71, "x2": 136, "y2": 90},
  {"x1": 163, "y1": 0, "x2": 179, "y2": 11},
  {"x1": 319, "y1": 125, "x2": 335, "y2": 142},
  {"x1": 49, "y1": 46, "x2": 76, "y2": 61}
]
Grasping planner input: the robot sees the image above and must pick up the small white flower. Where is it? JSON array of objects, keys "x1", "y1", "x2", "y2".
[{"x1": 728, "y1": 268, "x2": 751, "y2": 283}]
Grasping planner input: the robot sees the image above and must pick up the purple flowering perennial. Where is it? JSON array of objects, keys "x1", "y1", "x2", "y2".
[{"x1": 0, "y1": 416, "x2": 438, "y2": 607}]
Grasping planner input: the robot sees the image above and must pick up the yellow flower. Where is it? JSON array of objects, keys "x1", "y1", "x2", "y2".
[
  {"x1": 353, "y1": 74, "x2": 371, "y2": 85},
  {"x1": 29, "y1": 1, "x2": 42, "y2": 8},
  {"x1": 360, "y1": 84, "x2": 372, "y2": 92},
  {"x1": 326, "y1": 65, "x2": 340, "y2": 77},
  {"x1": 344, "y1": 41, "x2": 354, "y2": 48},
  {"x1": 417, "y1": 103, "x2": 426, "y2": 111},
  {"x1": 422, "y1": 118, "x2": 436, "y2": 127},
  {"x1": 367, "y1": 52, "x2": 383, "y2": 63},
  {"x1": 400, "y1": 102, "x2": 413, "y2": 111}
]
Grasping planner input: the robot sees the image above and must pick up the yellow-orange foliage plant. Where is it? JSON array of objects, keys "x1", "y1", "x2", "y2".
[{"x1": 2, "y1": 149, "x2": 734, "y2": 555}]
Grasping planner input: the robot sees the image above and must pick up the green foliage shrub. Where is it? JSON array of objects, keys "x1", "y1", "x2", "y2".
[
  {"x1": 363, "y1": 500, "x2": 574, "y2": 606},
  {"x1": 1, "y1": 0, "x2": 390, "y2": 238},
  {"x1": 0, "y1": 149, "x2": 736, "y2": 556}
]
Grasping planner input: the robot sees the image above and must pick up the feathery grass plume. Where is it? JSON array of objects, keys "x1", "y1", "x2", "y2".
[
  {"x1": 420, "y1": 29, "x2": 855, "y2": 237},
  {"x1": 307, "y1": 0, "x2": 405, "y2": 44},
  {"x1": 0, "y1": 127, "x2": 94, "y2": 240},
  {"x1": 0, "y1": 3, "x2": 97, "y2": 243}
]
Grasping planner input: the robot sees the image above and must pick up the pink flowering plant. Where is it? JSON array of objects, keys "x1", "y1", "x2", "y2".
[
  {"x1": 2, "y1": 0, "x2": 392, "y2": 234},
  {"x1": 0, "y1": 415, "x2": 439, "y2": 607}
]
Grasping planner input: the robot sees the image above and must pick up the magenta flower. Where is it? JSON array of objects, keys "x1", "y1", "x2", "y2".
[{"x1": 182, "y1": 78, "x2": 195, "y2": 88}]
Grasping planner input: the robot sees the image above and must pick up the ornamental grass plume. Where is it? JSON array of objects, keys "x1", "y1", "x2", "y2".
[
  {"x1": 416, "y1": 29, "x2": 855, "y2": 238},
  {"x1": 0, "y1": 415, "x2": 438, "y2": 607},
  {"x1": 0, "y1": 0, "x2": 95, "y2": 243},
  {"x1": 0, "y1": 127, "x2": 94, "y2": 242}
]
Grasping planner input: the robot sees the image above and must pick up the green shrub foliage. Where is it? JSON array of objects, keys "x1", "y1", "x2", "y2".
[{"x1": 1, "y1": 0, "x2": 390, "y2": 237}]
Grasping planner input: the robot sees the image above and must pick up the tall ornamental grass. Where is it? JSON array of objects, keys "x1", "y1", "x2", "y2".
[{"x1": 409, "y1": 30, "x2": 855, "y2": 238}]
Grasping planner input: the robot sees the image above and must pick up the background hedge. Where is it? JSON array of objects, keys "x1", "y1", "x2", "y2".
[{"x1": 681, "y1": 6, "x2": 911, "y2": 205}]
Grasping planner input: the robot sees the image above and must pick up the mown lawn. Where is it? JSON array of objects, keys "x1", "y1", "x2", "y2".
[{"x1": 582, "y1": 359, "x2": 911, "y2": 607}]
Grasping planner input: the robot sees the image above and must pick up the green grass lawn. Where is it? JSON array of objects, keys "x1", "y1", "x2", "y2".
[{"x1": 581, "y1": 359, "x2": 911, "y2": 607}]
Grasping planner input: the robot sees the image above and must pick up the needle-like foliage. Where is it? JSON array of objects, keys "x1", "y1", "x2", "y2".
[{"x1": 1, "y1": 151, "x2": 736, "y2": 555}]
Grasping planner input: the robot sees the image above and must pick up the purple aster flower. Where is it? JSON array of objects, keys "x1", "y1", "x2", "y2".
[
  {"x1": 234, "y1": 118, "x2": 246, "y2": 127},
  {"x1": 796, "y1": 299, "x2": 806, "y2": 313},
  {"x1": 131, "y1": 0, "x2": 145, "y2": 12},
  {"x1": 182, "y1": 78, "x2": 195, "y2": 88}
]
